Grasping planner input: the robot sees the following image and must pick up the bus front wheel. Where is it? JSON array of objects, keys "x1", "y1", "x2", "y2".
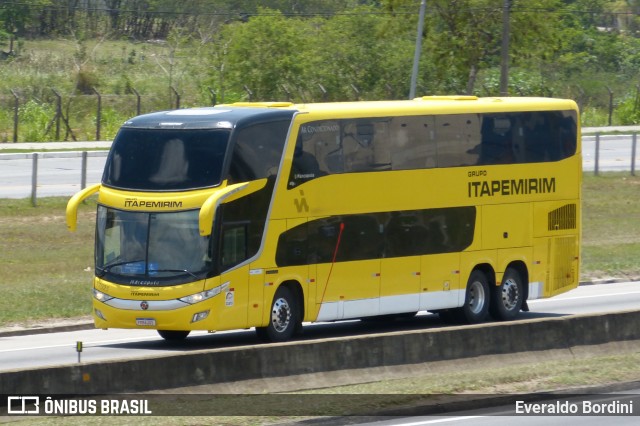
[
  {"x1": 458, "y1": 270, "x2": 490, "y2": 324},
  {"x1": 490, "y1": 267, "x2": 524, "y2": 321},
  {"x1": 256, "y1": 286, "x2": 300, "y2": 343},
  {"x1": 158, "y1": 330, "x2": 190, "y2": 341}
]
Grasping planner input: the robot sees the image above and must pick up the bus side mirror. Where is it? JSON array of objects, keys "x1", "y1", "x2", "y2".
[
  {"x1": 199, "y1": 182, "x2": 250, "y2": 237},
  {"x1": 199, "y1": 179, "x2": 268, "y2": 236},
  {"x1": 66, "y1": 183, "x2": 101, "y2": 232}
]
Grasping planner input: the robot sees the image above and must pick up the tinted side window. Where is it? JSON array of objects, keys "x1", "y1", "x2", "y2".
[
  {"x1": 286, "y1": 110, "x2": 577, "y2": 188},
  {"x1": 218, "y1": 180, "x2": 276, "y2": 272},
  {"x1": 220, "y1": 224, "x2": 248, "y2": 270},
  {"x1": 275, "y1": 207, "x2": 476, "y2": 266},
  {"x1": 228, "y1": 120, "x2": 290, "y2": 183},
  {"x1": 480, "y1": 111, "x2": 578, "y2": 165},
  {"x1": 390, "y1": 116, "x2": 437, "y2": 170}
]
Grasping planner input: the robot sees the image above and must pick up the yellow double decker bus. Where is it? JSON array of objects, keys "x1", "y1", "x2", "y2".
[{"x1": 67, "y1": 96, "x2": 581, "y2": 342}]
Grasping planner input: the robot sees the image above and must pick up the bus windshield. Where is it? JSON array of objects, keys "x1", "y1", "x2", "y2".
[
  {"x1": 103, "y1": 128, "x2": 230, "y2": 191},
  {"x1": 96, "y1": 206, "x2": 212, "y2": 285}
]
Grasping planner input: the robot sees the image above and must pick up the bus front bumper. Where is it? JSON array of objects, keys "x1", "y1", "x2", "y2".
[{"x1": 92, "y1": 298, "x2": 213, "y2": 331}]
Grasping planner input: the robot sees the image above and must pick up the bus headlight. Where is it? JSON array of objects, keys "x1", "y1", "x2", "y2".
[
  {"x1": 93, "y1": 288, "x2": 114, "y2": 303},
  {"x1": 179, "y1": 288, "x2": 219, "y2": 305}
]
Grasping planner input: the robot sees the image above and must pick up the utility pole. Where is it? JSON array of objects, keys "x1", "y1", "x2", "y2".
[
  {"x1": 409, "y1": 0, "x2": 427, "y2": 99},
  {"x1": 500, "y1": 0, "x2": 511, "y2": 96}
]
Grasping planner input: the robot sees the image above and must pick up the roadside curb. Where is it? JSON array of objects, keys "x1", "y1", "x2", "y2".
[{"x1": 0, "y1": 320, "x2": 94, "y2": 338}]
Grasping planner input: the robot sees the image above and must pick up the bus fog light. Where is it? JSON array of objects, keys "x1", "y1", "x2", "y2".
[
  {"x1": 95, "y1": 309, "x2": 106, "y2": 321},
  {"x1": 192, "y1": 310, "x2": 210, "y2": 323}
]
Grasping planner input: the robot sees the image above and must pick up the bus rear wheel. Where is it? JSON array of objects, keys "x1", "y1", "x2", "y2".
[
  {"x1": 457, "y1": 270, "x2": 490, "y2": 324},
  {"x1": 490, "y1": 267, "x2": 524, "y2": 321},
  {"x1": 256, "y1": 286, "x2": 300, "y2": 343},
  {"x1": 158, "y1": 330, "x2": 190, "y2": 341}
]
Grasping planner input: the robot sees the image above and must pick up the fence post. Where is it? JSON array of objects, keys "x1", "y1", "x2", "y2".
[
  {"x1": 594, "y1": 132, "x2": 600, "y2": 176},
  {"x1": 281, "y1": 84, "x2": 291, "y2": 102},
  {"x1": 11, "y1": 89, "x2": 19, "y2": 143},
  {"x1": 31, "y1": 153, "x2": 38, "y2": 206},
  {"x1": 318, "y1": 83, "x2": 327, "y2": 102},
  {"x1": 81, "y1": 151, "x2": 88, "y2": 190},
  {"x1": 606, "y1": 86, "x2": 613, "y2": 127},
  {"x1": 131, "y1": 87, "x2": 141, "y2": 116},
  {"x1": 632, "y1": 132, "x2": 637, "y2": 177},
  {"x1": 93, "y1": 87, "x2": 102, "y2": 141},
  {"x1": 52, "y1": 89, "x2": 62, "y2": 141},
  {"x1": 243, "y1": 85, "x2": 253, "y2": 101},
  {"x1": 386, "y1": 83, "x2": 395, "y2": 100},
  {"x1": 170, "y1": 86, "x2": 180, "y2": 109},
  {"x1": 351, "y1": 84, "x2": 360, "y2": 100}
]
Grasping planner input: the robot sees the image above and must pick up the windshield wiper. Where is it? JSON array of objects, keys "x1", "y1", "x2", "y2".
[
  {"x1": 96, "y1": 259, "x2": 144, "y2": 277},
  {"x1": 150, "y1": 269, "x2": 198, "y2": 279}
]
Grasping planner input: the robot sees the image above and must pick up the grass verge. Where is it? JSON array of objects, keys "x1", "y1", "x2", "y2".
[{"x1": 581, "y1": 173, "x2": 640, "y2": 280}]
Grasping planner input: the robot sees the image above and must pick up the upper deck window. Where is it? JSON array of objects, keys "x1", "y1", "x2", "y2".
[
  {"x1": 288, "y1": 110, "x2": 577, "y2": 188},
  {"x1": 103, "y1": 128, "x2": 230, "y2": 191}
]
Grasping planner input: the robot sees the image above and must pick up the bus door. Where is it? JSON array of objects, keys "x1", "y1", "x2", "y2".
[
  {"x1": 216, "y1": 223, "x2": 250, "y2": 330},
  {"x1": 313, "y1": 215, "x2": 382, "y2": 321}
]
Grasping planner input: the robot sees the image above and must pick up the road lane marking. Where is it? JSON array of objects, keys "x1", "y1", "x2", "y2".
[{"x1": 529, "y1": 290, "x2": 640, "y2": 304}]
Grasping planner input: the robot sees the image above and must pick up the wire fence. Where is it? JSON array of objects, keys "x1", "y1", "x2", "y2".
[{"x1": 1, "y1": 83, "x2": 638, "y2": 144}]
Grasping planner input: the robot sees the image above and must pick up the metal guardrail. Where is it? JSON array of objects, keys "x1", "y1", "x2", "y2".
[
  {"x1": 585, "y1": 132, "x2": 638, "y2": 176},
  {"x1": 592, "y1": 132, "x2": 638, "y2": 176},
  {"x1": 0, "y1": 150, "x2": 108, "y2": 205}
]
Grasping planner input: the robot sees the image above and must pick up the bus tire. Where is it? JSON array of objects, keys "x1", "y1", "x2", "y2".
[
  {"x1": 157, "y1": 330, "x2": 190, "y2": 341},
  {"x1": 256, "y1": 286, "x2": 300, "y2": 343},
  {"x1": 458, "y1": 270, "x2": 490, "y2": 323},
  {"x1": 490, "y1": 267, "x2": 524, "y2": 321}
]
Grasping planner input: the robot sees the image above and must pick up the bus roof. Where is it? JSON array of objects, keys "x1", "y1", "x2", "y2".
[
  {"x1": 289, "y1": 96, "x2": 578, "y2": 116},
  {"x1": 227, "y1": 96, "x2": 578, "y2": 118},
  {"x1": 122, "y1": 97, "x2": 578, "y2": 129},
  {"x1": 120, "y1": 106, "x2": 296, "y2": 129}
]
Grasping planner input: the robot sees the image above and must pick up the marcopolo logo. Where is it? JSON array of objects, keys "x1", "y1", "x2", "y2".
[{"x1": 7, "y1": 396, "x2": 40, "y2": 414}]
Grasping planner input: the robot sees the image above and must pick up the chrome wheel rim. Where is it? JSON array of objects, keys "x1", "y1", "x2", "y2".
[
  {"x1": 501, "y1": 278, "x2": 520, "y2": 311},
  {"x1": 468, "y1": 280, "x2": 486, "y2": 314},
  {"x1": 271, "y1": 297, "x2": 291, "y2": 333}
]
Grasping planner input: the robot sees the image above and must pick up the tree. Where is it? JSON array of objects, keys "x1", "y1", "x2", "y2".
[
  {"x1": 0, "y1": 0, "x2": 51, "y2": 39},
  {"x1": 414, "y1": 0, "x2": 563, "y2": 95},
  {"x1": 220, "y1": 9, "x2": 310, "y2": 101}
]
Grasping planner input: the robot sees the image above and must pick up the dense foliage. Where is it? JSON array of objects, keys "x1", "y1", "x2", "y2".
[{"x1": 2, "y1": 0, "x2": 640, "y2": 141}]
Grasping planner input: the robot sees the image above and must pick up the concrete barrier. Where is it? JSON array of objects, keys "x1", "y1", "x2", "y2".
[{"x1": 2, "y1": 309, "x2": 640, "y2": 394}]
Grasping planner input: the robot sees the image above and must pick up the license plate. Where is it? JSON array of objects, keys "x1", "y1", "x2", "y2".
[{"x1": 136, "y1": 318, "x2": 156, "y2": 326}]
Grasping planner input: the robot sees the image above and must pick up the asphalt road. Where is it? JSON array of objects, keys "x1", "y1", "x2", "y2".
[{"x1": 1, "y1": 281, "x2": 639, "y2": 373}]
